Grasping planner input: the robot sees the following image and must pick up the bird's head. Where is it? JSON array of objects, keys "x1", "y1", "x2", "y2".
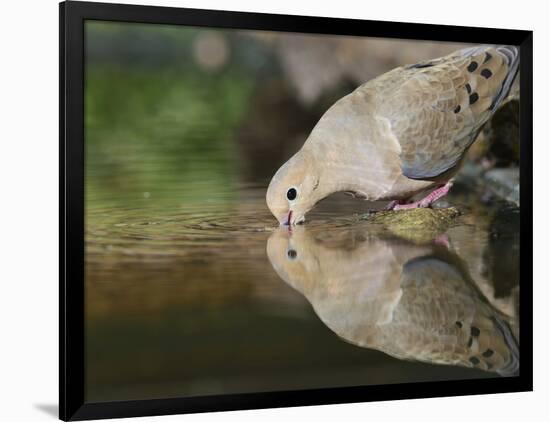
[{"x1": 266, "y1": 151, "x2": 321, "y2": 226}]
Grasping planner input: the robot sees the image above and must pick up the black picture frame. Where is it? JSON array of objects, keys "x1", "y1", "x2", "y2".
[{"x1": 60, "y1": 1, "x2": 533, "y2": 420}]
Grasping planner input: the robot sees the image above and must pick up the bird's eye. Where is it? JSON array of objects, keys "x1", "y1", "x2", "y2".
[
  {"x1": 286, "y1": 187, "x2": 297, "y2": 201},
  {"x1": 287, "y1": 249, "x2": 297, "y2": 259}
]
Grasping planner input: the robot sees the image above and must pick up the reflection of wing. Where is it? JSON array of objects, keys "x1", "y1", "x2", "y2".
[
  {"x1": 378, "y1": 257, "x2": 518, "y2": 376},
  {"x1": 266, "y1": 226, "x2": 518, "y2": 376},
  {"x1": 368, "y1": 46, "x2": 519, "y2": 179}
]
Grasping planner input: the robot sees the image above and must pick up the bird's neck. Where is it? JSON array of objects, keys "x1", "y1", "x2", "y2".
[
  {"x1": 319, "y1": 168, "x2": 375, "y2": 201},
  {"x1": 303, "y1": 109, "x2": 407, "y2": 202},
  {"x1": 306, "y1": 148, "x2": 378, "y2": 201},
  {"x1": 301, "y1": 102, "x2": 391, "y2": 202}
]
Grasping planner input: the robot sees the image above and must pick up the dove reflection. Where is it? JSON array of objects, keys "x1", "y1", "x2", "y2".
[{"x1": 266, "y1": 227, "x2": 519, "y2": 376}]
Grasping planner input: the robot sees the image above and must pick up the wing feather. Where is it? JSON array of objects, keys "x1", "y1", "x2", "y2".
[{"x1": 365, "y1": 45, "x2": 519, "y2": 179}]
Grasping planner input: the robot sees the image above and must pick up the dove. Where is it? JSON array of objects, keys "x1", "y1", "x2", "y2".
[
  {"x1": 266, "y1": 45, "x2": 519, "y2": 225},
  {"x1": 266, "y1": 226, "x2": 519, "y2": 376}
]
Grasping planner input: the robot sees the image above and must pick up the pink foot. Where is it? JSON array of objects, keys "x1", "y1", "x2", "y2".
[
  {"x1": 390, "y1": 182, "x2": 453, "y2": 211},
  {"x1": 385, "y1": 200, "x2": 399, "y2": 210}
]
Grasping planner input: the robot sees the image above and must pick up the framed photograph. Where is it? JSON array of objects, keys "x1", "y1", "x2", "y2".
[{"x1": 60, "y1": 1, "x2": 533, "y2": 420}]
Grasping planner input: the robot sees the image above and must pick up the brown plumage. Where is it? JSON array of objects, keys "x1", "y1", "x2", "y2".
[{"x1": 266, "y1": 45, "x2": 519, "y2": 225}]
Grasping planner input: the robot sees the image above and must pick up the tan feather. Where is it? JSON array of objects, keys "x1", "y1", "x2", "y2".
[{"x1": 364, "y1": 45, "x2": 519, "y2": 179}]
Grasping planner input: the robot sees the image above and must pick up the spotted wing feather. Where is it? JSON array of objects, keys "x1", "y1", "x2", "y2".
[
  {"x1": 389, "y1": 257, "x2": 519, "y2": 374},
  {"x1": 370, "y1": 45, "x2": 519, "y2": 179}
]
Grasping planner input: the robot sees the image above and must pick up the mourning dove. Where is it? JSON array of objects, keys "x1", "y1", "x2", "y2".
[
  {"x1": 266, "y1": 227, "x2": 519, "y2": 375},
  {"x1": 266, "y1": 45, "x2": 519, "y2": 225}
]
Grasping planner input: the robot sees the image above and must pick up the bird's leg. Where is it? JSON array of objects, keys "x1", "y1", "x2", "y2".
[
  {"x1": 391, "y1": 182, "x2": 453, "y2": 210},
  {"x1": 385, "y1": 200, "x2": 400, "y2": 210}
]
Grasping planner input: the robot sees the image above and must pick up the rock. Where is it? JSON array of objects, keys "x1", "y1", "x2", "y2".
[
  {"x1": 484, "y1": 168, "x2": 520, "y2": 206},
  {"x1": 466, "y1": 130, "x2": 491, "y2": 163},
  {"x1": 466, "y1": 99, "x2": 519, "y2": 167},
  {"x1": 454, "y1": 160, "x2": 484, "y2": 187},
  {"x1": 484, "y1": 100, "x2": 520, "y2": 167},
  {"x1": 363, "y1": 207, "x2": 460, "y2": 244}
]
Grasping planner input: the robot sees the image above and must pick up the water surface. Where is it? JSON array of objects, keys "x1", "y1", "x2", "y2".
[{"x1": 85, "y1": 180, "x2": 519, "y2": 402}]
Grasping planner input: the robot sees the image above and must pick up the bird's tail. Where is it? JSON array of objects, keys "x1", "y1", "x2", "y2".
[
  {"x1": 492, "y1": 315, "x2": 520, "y2": 377},
  {"x1": 493, "y1": 46, "x2": 520, "y2": 108},
  {"x1": 461, "y1": 45, "x2": 520, "y2": 111}
]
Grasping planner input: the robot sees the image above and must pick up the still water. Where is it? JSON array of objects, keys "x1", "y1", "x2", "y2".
[{"x1": 85, "y1": 180, "x2": 519, "y2": 402}]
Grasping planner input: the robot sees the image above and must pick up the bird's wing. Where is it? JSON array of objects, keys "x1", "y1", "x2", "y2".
[
  {"x1": 391, "y1": 257, "x2": 519, "y2": 374},
  {"x1": 371, "y1": 45, "x2": 519, "y2": 179}
]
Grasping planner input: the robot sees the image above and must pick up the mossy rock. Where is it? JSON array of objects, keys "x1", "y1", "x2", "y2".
[{"x1": 363, "y1": 207, "x2": 460, "y2": 243}]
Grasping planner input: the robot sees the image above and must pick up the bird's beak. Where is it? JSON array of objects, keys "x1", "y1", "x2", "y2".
[
  {"x1": 280, "y1": 210, "x2": 293, "y2": 226},
  {"x1": 280, "y1": 210, "x2": 305, "y2": 227}
]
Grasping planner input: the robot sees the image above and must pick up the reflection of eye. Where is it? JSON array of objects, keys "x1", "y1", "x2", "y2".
[
  {"x1": 287, "y1": 249, "x2": 297, "y2": 259},
  {"x1": 286, "y1": 187, "x2": 297, "y2": 201}
]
